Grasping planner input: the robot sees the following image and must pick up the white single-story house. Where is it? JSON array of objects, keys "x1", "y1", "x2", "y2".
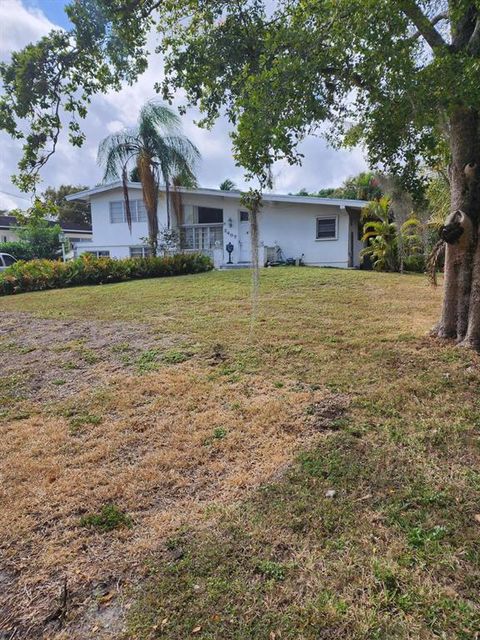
[
  {"x1": 66, "y1": 182, "x2": 367, "y2": 268},
  {"x1": 0, "y1": 215, "x2": 92, "y2": 248}
]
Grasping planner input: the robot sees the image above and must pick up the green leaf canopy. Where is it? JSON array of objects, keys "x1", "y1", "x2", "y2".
[{"x1": 1, "y1": 1, "x2": 480, "y2": 195}]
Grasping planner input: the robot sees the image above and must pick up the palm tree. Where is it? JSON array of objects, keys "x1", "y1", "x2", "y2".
[
  {"x1": 98, "y1": 101, "x2": 200, "y2": 256},
  {"x1": 361, "y1": 196, "x2": 398, "y2": 271},
  {"x1": 219, "y1": 178, "x2": 236, "y2": 191}
]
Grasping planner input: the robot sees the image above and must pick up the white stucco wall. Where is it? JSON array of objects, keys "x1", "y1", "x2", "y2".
[
  {"x1": 76, "y1": 187, "x2": 160, "y2": 257},
  {"x1": 81, "y1": 186, "x2": 360, "y2": 267},
  {"x1": 0, "y1": 229, "x2": 17, "y2": 243},
  {"x1": 259, "y1": 202, "x2": 349, "y2": 267}
]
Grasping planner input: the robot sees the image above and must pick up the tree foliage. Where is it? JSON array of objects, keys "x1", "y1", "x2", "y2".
[
  {"x1": 361, "y1": 198, "x2": 399, "y2": 272},
  {"x1": 2, "y1": 1, "x2": 480, "y2": 196},
  {"x1": 296, "y1": 172, "x2": 383, "y2": 201},
  {"x1": 0, "y1": 220, "x2": 62, "y2": 261},
  {"x1": 42, "y1": 184, "x2": 90, "y2": 226},
  {"x1": 219, "y1": 179, "x2": 237, "y2": 191},
  {"x1": 426, "y1": 170, "x2": 451, "y2": 229},
  {"x1": 16, "y1": 221, "x2": 63, "y2": 260}
]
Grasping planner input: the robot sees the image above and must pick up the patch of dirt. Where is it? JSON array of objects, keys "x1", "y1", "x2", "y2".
[
  {"x1": 0, "y1": 313, "x2": 350, "y2": 639},
  {"x1": 305, "y1": 393, "x2": 350, "y2": 430},
  {"x1": 0, "y1": 312, "x2": 180, "y2": 403}
]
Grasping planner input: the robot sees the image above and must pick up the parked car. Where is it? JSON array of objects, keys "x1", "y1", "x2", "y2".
[{"x1": 0, "y1": 253, "x2": 17, "y2": 271}]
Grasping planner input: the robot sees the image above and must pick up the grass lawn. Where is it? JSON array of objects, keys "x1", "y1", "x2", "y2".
[{"x1": 1, "y1": 267, "x2": 479, "y2": 639}]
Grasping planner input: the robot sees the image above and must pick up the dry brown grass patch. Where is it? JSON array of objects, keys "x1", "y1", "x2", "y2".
[{"x1": 0, "y1": 348, "x2": 343, "y2": 637}]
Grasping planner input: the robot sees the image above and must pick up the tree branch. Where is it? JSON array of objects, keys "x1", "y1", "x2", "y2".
[
  {"x1": 398, "y1": 0, "x2": 448, "y2": 51},
  {"x1": 408, "y1": 11, "x2": 449, "y2": 41},
  {"x1": 451, "y1": 5, "x2": 477, "y2": 51},
  {"x1": 468, "y1": 15, "x2": 480, "y2": 55}
]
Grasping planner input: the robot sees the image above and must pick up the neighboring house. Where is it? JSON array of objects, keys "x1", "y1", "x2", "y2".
[
  {"x1": 0, "y1": 215, "x2": 92, "y2": 250},
  {"x1": 66, "y1": 182, "x2": 366, "y2": 268}
]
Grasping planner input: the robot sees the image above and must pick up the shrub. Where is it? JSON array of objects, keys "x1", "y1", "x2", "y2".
[
  {"x1": 403, "y1": 254, "x2": 426, "y2": 273},
  {"x1": 0, "y1": 241, "x2": 34, "y2": 262},
  {"x1": 0, "y1": 252, "x2": 213, "y2": 296},
  {"x1": 16, "y1": 222, "x2": 63, "y2": 260}
]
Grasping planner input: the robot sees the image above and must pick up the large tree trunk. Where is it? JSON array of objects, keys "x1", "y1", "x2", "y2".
[{"x1": 436, "y1": 107, "x2": 480, "y2": 347}]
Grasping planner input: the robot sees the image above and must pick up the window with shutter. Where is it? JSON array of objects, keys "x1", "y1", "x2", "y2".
[{"x1": 316, "y1": 217, "x2": 337, "y2": 240}]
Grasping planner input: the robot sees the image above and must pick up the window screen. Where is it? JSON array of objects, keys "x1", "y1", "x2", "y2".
[{"x1": 198, "y1": 206, "x2": 223, "y2": 224}]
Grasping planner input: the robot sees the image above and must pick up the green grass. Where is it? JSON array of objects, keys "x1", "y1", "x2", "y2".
[
  {"x1": 80, "y1": 503, "x2": 132, "y2": 532},
  {"x1": 2, "y1": 267, "x2": 480, "y2": 639}
]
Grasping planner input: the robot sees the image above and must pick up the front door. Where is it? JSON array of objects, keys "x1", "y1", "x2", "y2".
[{"x1": 238, "y1": 210, "x2": 251, "y2": 262}]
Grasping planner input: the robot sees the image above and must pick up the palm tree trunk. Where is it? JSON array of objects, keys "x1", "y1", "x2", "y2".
[
  {"x1": 166, "y1": 180, "x2": 171, "y2": 230},
  {"x1": 138, "y1": 157, "x2": 159, "y2": 257}
]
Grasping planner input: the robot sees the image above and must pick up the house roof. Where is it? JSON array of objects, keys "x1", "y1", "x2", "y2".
[
  {"x1": 66, "y1": 181, "x2": 368, "y2": 210},
  {"x1": 0, "y1": 215, "x2": 92, "y2": 234}
]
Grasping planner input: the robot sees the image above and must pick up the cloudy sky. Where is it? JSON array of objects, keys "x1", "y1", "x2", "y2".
[{"x1": 0, "y1": 0, "x2": 368, "y2": 210}]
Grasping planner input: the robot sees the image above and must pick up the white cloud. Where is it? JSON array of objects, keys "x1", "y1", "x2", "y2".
[
  {"x1": 106, "y1": 120, "x2": 125, "y2": 134},
  {"x1": 0, "y1": 1, "x2": 368, "y2": 211},
  {"x1": 0, "y1": 0, "x2": 54, "y2": 59}
]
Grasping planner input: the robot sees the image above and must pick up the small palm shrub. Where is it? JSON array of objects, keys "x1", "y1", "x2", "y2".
[
  {"x1": 361, "y1": 197, "x2": 426, "y2": 273},
  {"x1": 0, "y1": 252, "x2": 213, "y2": 295},
  {"x1": 361, "y1": 197, "x2": 398, "y2": 272}
]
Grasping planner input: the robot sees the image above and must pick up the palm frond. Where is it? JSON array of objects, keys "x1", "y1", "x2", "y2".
[
  {"x1": 219, "y1": 179, "x2": 236, "y2": 191},
  {"x1": 139, "y1": 101, "x2": 181, "y2": 138},
  {"x1": 163, "y1": 135, "x2": 201, "y2": 168},
  {"x1": 97, "y1": 131, "x2": 139, "y2": 183},
  {"x1": 426, "y1": 172, "x2": 450, "y2": 229},
  {"x1": 401, "y1": 217, "x2": 422, "y2": 233},
  {"x1": 172, "y1": 170, "x2": 198, "y2": 189},
  {"x1": 427, "y1": 239, "x2": 445, "y2": 286},
  {"x1": 361, "y1": 196, "x2": 391, "y2": 223}
]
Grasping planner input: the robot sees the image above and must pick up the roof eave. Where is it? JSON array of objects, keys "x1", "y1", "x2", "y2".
[{"x1": 65, "y1": 181, "x2": 367, "y2": 209}]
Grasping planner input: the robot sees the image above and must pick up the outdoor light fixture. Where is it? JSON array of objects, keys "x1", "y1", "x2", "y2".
[{"x1": 228, "y1": 217, "x2": 233, "y2": 228}]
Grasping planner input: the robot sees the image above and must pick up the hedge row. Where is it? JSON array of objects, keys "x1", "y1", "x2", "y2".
[{"x1": 0, "y1": 252, "x2": 213, "y2": 295}]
